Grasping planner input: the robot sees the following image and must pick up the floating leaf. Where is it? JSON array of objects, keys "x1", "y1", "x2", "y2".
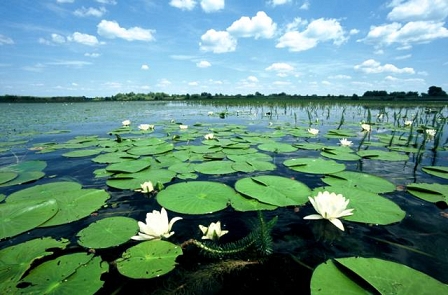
[
  {"x1": 422, "y1": 166, "x2": 448, "y2": 180},
  {"x1": 106, "y1": 158, "x2": 151, "y2": 173},
  {"x1": 0, "y1": 160, "x2": 47, "y2": 187},
  {"x1": 0, "y1": 199, "x2": 58, "y2": 239},
  {"x1": 0, "y1": 172, "x2": 18, "y2": 185},
  {"x1": 194, "y1": 161, "x2": 236, "y2": 175},
  {"x1": 62, "y1": 148, "x2": 103, "y2": 158},
  {"x1": 357, "y1": 149, "x2": 409, "y2": 161},
  {"x1": 284, "y1": 158, "x2": 346, "y2": 174},
  {"x1": 77, "y1": 217, "x2": 139, "y2": 249},
  {"x1": 406, "y1": 183, "x2": 448, "y2": 204},
  {"x1": 19, "y1": 253, "x2": 108, "y2": 295},
  {"x1": 322, "y1": 171, "x2": 396, "y2": 194},
  {"x1": 311, "y1": 257, "x2": 448, "y2": 295},
  {"x1": 258, "y1": 142, "x2": 297, "y2": 153},
  {"x1": 116, "y1": 240, "x2": 182, "y2": 279},
  {"x1": 127, "y1": 142, "x2": 174, "y2": 156},
  {"x1": 157, "y1": 181, "x2": 236, "y2": 214},
  {"x1": 234, "y1": 176, "x2": 310, "y2": 207}
]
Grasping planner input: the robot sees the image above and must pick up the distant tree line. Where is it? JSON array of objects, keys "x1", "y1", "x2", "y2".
[{"x1": 1, "y1": 86, "x2": 447, "y2": 103}]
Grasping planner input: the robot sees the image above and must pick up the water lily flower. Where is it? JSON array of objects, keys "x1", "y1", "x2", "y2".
[
  {"x1": 208, "y1": 111, "x2": 214, "y2": 116},
  {"x1": 404, "y1": 120, "x2": 413, "y2": 127},
  {"x1": 131, "y1": 207, "x2": 182, "y2": 241},
  {"x1": 139, "y1": 181, "x2": 154, "y2": 193},
  {"x1": 204, "y1": 133, "x2": 214, "y2": 140},
  {"x1": 339, "y1": 138, "x2": 353, "y2": 147},
  {"x1": 308, "y1": 128, "x2": 319, "y2": 135},
  {"x1": 179, "y1": 124, "x2": 188, "y2": 130},
  {"x1": 303, "y1": 191, "x2": 354, "y2": 231},
  {"x1": 426, "y1": 128, "x2": 436, "y2": 139},
  {"x1": 122, "y1": 119, "x2": 131, "y2": 126},
  {"x1": 138, "y1": 124, "x2": 154, "y2": 131},
  {"x1": 361, "y1": 123, "x2": 371, "y2": 132},
  {"x1": 199, "y1": 221, "x2": 229, "y2": 241}
]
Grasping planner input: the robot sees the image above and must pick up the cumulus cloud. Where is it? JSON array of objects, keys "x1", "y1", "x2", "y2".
[
  {"x1": 354, "y1": 59, "x2": 415, "y2": 74},
  {"x1": 97, "y1": 20, "x2": 155, "y2": 41},
  {"x1": 141, "y1": 64, "x2": 149, "y2": 70},
  {"x1": 387, "y1": 0, "x2": 448, "y2": 22},
  {"x1": 276, "y1": 18, "x2": 347, "y2": 52},
  {"x1": 265, "y1": 62, "x2": 295, "y2": 77},
  {"x1": 362, "y1": 21, "x2": 448, "y2": 47},
  {"x1": 227, "y1": 11, "x2": 277, "y2": 39},
  {"x1": 0, "y1": 34, "x2": 14, "y2": 45},
  {"x1": 196, "y1": 60, "x2": 211, "y2": 68},
  {"x1": 170, "y1": 0, "x2": 197, "y2": 11},
  {"x1": 199, "y1": 29, "x2": 237, "y2": 53},
  {"x1": 74, "y1": 7, "x2": 107, "y2": 17},
  {"x1": 51, "y1": 33, "x2": 66, "y2": 43},
  {"x1": 69, "y1": 32, "x2": 100, "y2": 46},
  {"x1": 201, "y1": 0, "x2": 224, "y2": 13}
]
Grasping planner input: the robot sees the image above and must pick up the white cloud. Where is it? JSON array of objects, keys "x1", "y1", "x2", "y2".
[
  {"x1": 354, "y1": 59, "x2": 415, "y2": 74},
  {"x1": 300, "y1": 1, "x2": 310, "y2": 10},
  {"x1": 69, "y1": 32, "x2": 100, "y2": 46},
  {"x1": 196, "y1": 60, "x2": 211, "y2": 68},
  {"x1": 170, "y1": 0, "x2": 197, "y2": 11},
  {"x1": 227, "y1": 11, "x2": 277, "y2": 39},
  {"x1": 84, "y1": 52, "x2": 101, "y2": 58},
  {"x1": 199, "y1": 29, "x2": 237, "y2": 53},
  {"x1": 95, "y1": 0, "x2": 117, "y2": 4},
  {"x1": 265, "y1": 62, "x2": 295, "y2": 77},
  {"x1": 74, "y1": 7, "x2": 106, "y2": 18},
  {"x1": 141, "y1": 64, "x2": 149, "y2": 70},
  {"x1": 328, "y1": 74, "x2": 352, "y2": 80},
  {"x1": 97, "y1": 20, "x2": 155, "y2": 41},
  {"x1": 51, "y1": 33, "x2": 66, "y2": 43},
  {"x1": 247, "y1": 75, "x2": 259, "y2": 82},
  {"x1": 201, "y1": 0, "x2": 224, "y2": 13},
  {"x1": 157, "y1": 78, "x2": 172, "y2": 88},
  {"x1": 268, "y1": 0, "x2": 291, "y2": 6},
  {"x1": 0, "y1": 34, "x2": 14, "y2": 45},
  {"x1": 57, "y1": 0, "x2": 74, "y2": 3},
  {"x1": 188, "y1": 81, "x2": 199, "y2": 86},
  {"x1": 362, "y1": 21, "x2": 448, "y2": 47},
  {"x1": 276, "y1": 18, "x2": 347, "y2": 52},
  {"x1": 387, "y1": 0, "x2": 448, "y2": 22}
]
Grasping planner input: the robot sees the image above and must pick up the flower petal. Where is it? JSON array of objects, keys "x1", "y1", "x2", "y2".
[
  {"x1": 329, "y1": 218, "x2": 345, "y2": 231},
  {"x1": 303, "y1": 214, "x2": 324, "y2": 220}
]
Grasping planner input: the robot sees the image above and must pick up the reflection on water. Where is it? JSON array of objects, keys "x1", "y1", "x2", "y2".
[{"x1": 1, "y1": 101, "x2": 448, "y2": 294}]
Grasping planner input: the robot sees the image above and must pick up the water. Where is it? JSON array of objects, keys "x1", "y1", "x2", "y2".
[{"x1": 1, "y1": 101, "x2": 447, "y2": 294}]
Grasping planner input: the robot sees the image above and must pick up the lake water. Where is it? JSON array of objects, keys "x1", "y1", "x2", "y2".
[{"x1": 1, "y1": 101, "x2": 447, "y2": 294}]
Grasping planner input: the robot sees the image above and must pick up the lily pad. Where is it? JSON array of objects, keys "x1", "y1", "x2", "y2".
[
  {"x1": 284, "y1": 158, "x2": 346, "y2": 174},
  {"x1": 406, "y1": 183, "x2": 448, "y2": 204},
  {"x1": 257, "y1": 142, "x2": 297, "y2": 153},
  {"x1": 357, "y1": 149, "x2": 409, "y2": 161},
  {"x1": 116, "y1": 240, "x2": 182, "y2": 279},
  {"x1": 0, "y1": 160, "x2": 47, "y2": 187},
  {"x1": 322, "y1": 171, "x2": 396, "y2": 194},
  {"x1": 422, "y1": 166, "x2": 448, "y2": 180},
  {"x1": 19, "y1": 253, "x2": 108, "y2": 295},
  {"x1": 0, "y1": 172, "x2": 18, "y2": 185},
  {"x1": 0, "y1": 199, "x2": 59, "y2": 239},
  {"x1": 62, "y1": 148, "x2": 103, "y2": 158},
  {"x1": 157, "y1": 181, "x2": 236, "y2": 214},
  {"x1": 105, "y1": 158, "x2": 152, "y2": 173},
  {"x1": 311, "y1": 257, "x2": 448, "y2": 295},
  {"x1": 194, "y1": 161, "x2": 236, "y2": 175},
  {"x1": 234, "y1": 176, "x2": 311, "y2": 207},
  {"x1": 127, "y1": 142, "x2": 174, "y2": 156},
  {"x1": 77, "y1": 217, "x2": 139, "y2": 249}
]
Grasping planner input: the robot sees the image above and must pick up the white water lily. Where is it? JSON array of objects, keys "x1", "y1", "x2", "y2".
[
  {"x1": 204, "y1": 133, "x2": 214, "y2": 140},
  {"x1": 303, "y1": 191, "x2": 354, "y2": 231},
  {"x1": 179, "y1": 124, "x2": 188, "y2": 130},
  {"x1": 404, "y1": 120, "x2": 413, "y2": 127},
  {"x1": 308, "y1": 128, "x2": 319, "y2": 135},
  {"x1": 361, "y1": 123, "x2": 371, "y2": 132},
  {"x1": 426, "y1": 128, "x2": 436, "y2": 138},
  {"x1": 122, "y1": 119, "x2": 131, "y2": 126},
  {"x1": 131, "y1": 207, "x2": 182, "y2": 241},
  {"x1": 339, "y1": 138, "x2": 353, "y2": 147},
  {"x1": 138, "y1": 124, "x2": 154, "y2": 131},
  {"x1": 139, "y1": 181, "x2": 154, "y2": 193},
  {"x1": 208, "y1": 111, "x2": 214, "y2": 116},
  {"x1": 199, "y1": 221, "x2": 229, "y2": 241}
]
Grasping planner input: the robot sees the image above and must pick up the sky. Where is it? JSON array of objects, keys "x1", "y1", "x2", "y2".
[{"x1": 1, "y1": 0, "x2": 447, "y2": 97}]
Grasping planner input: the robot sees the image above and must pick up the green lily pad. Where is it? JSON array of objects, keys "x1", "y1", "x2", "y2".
[
  {"x1": 406, "y1": 183, "x2": 448, "y2": 204},
  {"x1": 0, "y1": 199, "x2": 59, "y2": 239},
  {"x1": 19, "y1": 253, "x2": 108, "y2": 295},
  {"x1": 312, "y1": 186, "x2": 405, "y2": 225},
  {"x1": 284, "y1": 158, "x2": 346, "y2": 174},
  {"x1": 0, "y1": 172, "x2": 18, "y2": 185},
  {"x1": 116, "y1": 240, "x2": 182, "y2": 279},
  {"x1": 127, "y1": 142, "x2": 174, "y2": 156},
  {"x1": 357, "y1": 149, "x2": 409, "y2": 161},
  {"x1": 194, "y1": 161, "x2": 236, "y2": 175},
  {"x1": 320, "y1": 149, "x2": 361, "y2": 161},
  {"x1": 258, "y1": 142, "x2": 297, "y2": 153},
  {"x1": 229, "y1": 192, "x2": 278, "y2": 212},
  {"x1": 311, "y1": 257, "x2": 448, "y2": 295},
  {"x1": 105, "y1": 158, "x2": 152, "y2": 173},
  {"x1": 106, "y1": 169, "x2": 176, "y2": 190},
  {"x1": 62, "y1": 148, "x2": 103, "y2": 158},
  {"x1": 0, "y1": 237, "x2": 70, "y2": 293},
  {"x1": 92, "y1": 151, "x2": 139, "y2": 164},
  {"x1": 234, "y1": 176, "x2": 311, "y2": 207},
  {"x1": 157, "y1": 181, "x2": 236, "y2": 214},
  {"x1": 0, "y1": 160, "x2": 47, "y2": 187},
  {"x1": 422, "y1": 166, "x2": 448, "y2": 180},
  {"x1": 322, "y1": 171, "x2": 396, "y2": 194},
  {"x1": 77, "y1": 217, "x2": 139, "y2": 249}
]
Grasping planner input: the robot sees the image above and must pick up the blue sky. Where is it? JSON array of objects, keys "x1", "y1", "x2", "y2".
[{"x1": 1, "y1": 0, "x2": 447, "y2": 97}]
